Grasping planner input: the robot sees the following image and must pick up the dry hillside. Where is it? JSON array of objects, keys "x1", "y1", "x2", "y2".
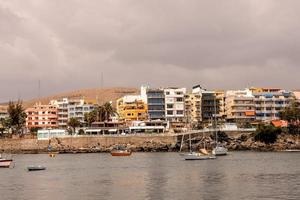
[{"x1": 2, "y1": 88, "x2": 139, "y2": 108}]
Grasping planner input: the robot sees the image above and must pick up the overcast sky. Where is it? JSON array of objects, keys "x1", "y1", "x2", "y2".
[{"x1": 1, "y1": 0, "x2": 300, "y2": 102}]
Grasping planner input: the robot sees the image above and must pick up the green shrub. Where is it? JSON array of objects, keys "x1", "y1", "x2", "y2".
[{"x1": 254, "y1": 124, "x2": 281, "y2": 144}]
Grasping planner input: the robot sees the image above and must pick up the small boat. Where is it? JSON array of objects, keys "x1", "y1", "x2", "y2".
[
  {"x1": 27, "y1": 166, "x2": 46, "y2": 171},
  {"x1": 182, "y1": 134, "x2": 216, "y2": 161},
  {"x1": 49, "y1": 152, "x2": 58, "y2": 158},
  {"x1": 0, "y1": 154, "x2": 13, "y2": 168},
  {"x1": 0, "y1": 158, "x2": 13, "y2": 168},
  {"x1": 212, "y1": 146, "x2": 228, "y2": 156},
  {"x1": 111, "y1": 150, "x2": 132, "y2": 156},
  {"x1": 184, "y1": 152, "x2": 216, "y2": 160}
]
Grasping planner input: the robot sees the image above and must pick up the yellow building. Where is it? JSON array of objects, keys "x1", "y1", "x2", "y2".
[
  {"x1": 185, "y1": 93, "x2": 202, "y2": 124},
  {"x1": 116, "y1": 97, "x2": 148, "y2": 121}
]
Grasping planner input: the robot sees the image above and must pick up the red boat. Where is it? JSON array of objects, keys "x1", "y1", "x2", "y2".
[
  {"x1": 110, "y1": 150, "x2": 132, "y2": 156},
  {"x1": 0, "y1": 159, "x2": 13, "y2": 168}
]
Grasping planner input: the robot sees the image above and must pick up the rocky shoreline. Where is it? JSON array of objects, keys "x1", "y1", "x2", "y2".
[{"x1": 0, "y1": 134, "x2": 299, "y2": 154}]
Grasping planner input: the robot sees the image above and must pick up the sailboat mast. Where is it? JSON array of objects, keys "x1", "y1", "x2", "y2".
[
  {"x1": 214, "y1": 95, "x2": 218, "y2": 147},
  {"x1": 189, "y1": 133, "x2": 192, "y2": 153}
]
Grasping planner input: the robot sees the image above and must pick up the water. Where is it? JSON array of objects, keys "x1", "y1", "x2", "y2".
[{"x1": 0, "y1": 152, "x2": 299, "y2": 200}]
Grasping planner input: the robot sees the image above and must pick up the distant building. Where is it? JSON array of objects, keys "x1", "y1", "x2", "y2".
[
  {"x1": 116, "y1": 98, "x2": 148, "y2": 121},
  {"x1": 116, "y1": 86, "x2": 148, "y2": 122},
  {"x1": 0, "y1": 106, "x2": 8, "y2": 120},
  {"x1": 185, "y1": 93, "x2": 202, "y2": 125},
  {"x1": 50, "y1": 98, "x2": 96, "y2": 127},
  {"x1": 164, "y1": 88, "x2": 186, "y2": 122},
  {"x1": 37, "y1": 129, "x2": 68, "y2": 140},
  {"x1": 147, "y1": 88, "x2": 165, "y2": 120},
  {"x1": 251, "y1": 88, "x2": 293, "y2": 122},
  {"x1": 225, "y1": 89, "x2": 256, "y2": 122},
  {"x1": 68, "y1": 104, "x2": 95, "y2": 124},
  {"x1": 191, "y1": 85, "x2": 224, "y2": 122},
  {"x1": 26, "y1": 103, "x2": 58, "y2": 130}
]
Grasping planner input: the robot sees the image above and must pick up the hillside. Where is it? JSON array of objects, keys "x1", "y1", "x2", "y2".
[{"x1": 1, "y1": 88, "x2": 139, "y2": 108}]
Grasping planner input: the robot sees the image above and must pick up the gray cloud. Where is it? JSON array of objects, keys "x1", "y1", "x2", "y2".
[{"x1": 0, "y1": 0, "x2": 300, "y2": 102}]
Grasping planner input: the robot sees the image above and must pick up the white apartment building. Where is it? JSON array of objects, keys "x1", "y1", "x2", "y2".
[
  {"x1": 68, "y1": 104, "x2": 95, "y2": 124},
  {"x1": 50, "y1": 98, "x2": 90, "y2": 127},
  {"x1": 225, "y1": 89, "x2": 256, "y2": 121},
  {"x1": 164, "y1": 88, "x2": 186, "y2": 122},
  {"x1": 251, "y1": 88, "x2": 293, "y2": 122}
]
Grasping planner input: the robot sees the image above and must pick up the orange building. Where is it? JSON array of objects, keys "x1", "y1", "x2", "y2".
[{"x1": 26, "y1": 103, "x2": 58, "y2": 130}]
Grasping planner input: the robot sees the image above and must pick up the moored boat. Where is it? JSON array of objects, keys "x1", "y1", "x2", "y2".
[
  {"x1": 111, "y1": 150, "x2": 132, "y2": 156},
  {"x1": 212, "y1": 146, "x2": 228, "y2": 156},
  {"x1": 27, "y1": 166, "x2": 46, "y2": 171},
  {"x1": 0, "y1": 158, "x2": 13, "y2": 168},
  {"x1": 184, "y1": 152, "x2": 216, "y2": 160}
]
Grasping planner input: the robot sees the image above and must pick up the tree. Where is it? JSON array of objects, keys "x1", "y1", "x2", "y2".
[
  {"x1": 279, "y1": 101, "x2": 300, "y2": 135},
  {"x1": 254, "y1": 124, "x2": 281, "y2": 144},
  {"x1": 68, "y1": 117, "x2": 81, "y2": 134},
  {"x1": 7, "y1": 101, "x2": 27, "y2": 134},
  {"x1": 103, "y1": 102, "x2": 116, "y2": 121},
  {"x1": 84, "y1": 110, "x2": 97, "y2": 127}
]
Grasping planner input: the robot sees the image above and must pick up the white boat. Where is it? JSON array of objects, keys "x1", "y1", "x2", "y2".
[
  {"x1": 184, "y1": 152, "x2": 216, "y2": 160},
  {"x1": 0, "y1": 154, "x2": 13, "y2": 168},
  {"x1": 182, "y1": 133, "x2": 216, "y2": 161},
  {"x1": 212, "y1": 99, "x2": 228, "y2": 156},
  {"x1": 212, "y1": 146, "x2": 228, "y2": 156}
]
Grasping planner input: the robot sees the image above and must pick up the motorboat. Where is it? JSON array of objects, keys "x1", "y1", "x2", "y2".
[{"x1": 27, "y1": 166, "x2": 46, "y2": 171}]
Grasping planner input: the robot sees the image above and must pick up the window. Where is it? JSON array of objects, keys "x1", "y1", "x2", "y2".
[
  {"x1": 167, "y1": 104, "x2": 174, "y2": 109},
  {"x1": 176, "y1": 97, "x2": 183, "y2": 102},
  {"x1": 166, "y1": 91, "x2": 170, "y2": 95},
  {"x1": 177, "y1": 110, "x2": 184, "y2": 115},
  {"x1": 176, "y1": 92, "x2": 183, "y2": 95},
  {"x1": 167, "y1": 110, "x2": 173, "y2": 115}
]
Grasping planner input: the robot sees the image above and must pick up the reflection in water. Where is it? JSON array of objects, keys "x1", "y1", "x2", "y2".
[
  {"x1": 0, "y1": 152, "x2": 299, "y2": 200},
  {"x1": 145, "y1": 154, "x2": 168, "y2": 200}
]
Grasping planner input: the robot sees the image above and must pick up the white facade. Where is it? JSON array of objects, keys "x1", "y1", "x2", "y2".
[
  {"x1": 50, "y1": 98, "x2": 87, "y2": 127},
  {"x1": 164, "y1": 88, "x2": 186, "y2": 122},
  {"x1": 37, "y1": 129, "x2": 68, "y2": 140},
  {"x1": 68, "y1": 104, "x2": 95, "y2": 123}
]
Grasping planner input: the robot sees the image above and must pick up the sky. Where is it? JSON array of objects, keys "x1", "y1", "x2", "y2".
[{"x1": 1, "y1": 0, "x2": 300, "y2": 102}]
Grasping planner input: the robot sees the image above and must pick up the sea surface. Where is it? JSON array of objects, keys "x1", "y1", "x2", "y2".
[{"x1": 0, "y1": 152, "x2": 299, "y2": 200}]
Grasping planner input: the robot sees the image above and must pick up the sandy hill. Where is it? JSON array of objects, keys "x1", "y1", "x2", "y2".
[{"x1": 2, "y1": 88, "x2": 139, "y2": 109}]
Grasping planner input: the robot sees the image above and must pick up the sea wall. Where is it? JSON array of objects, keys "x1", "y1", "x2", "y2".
[
  {"x1": 0, "y1": 132, "x2": 299, "y2": 153},
  {"x1": 0, "y1": 135, "x2": 178, "y2": 153}
]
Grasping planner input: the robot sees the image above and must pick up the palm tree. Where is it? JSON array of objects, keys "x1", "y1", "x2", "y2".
[
  {"x1": 103, "y1": 102, "x2": 116, "y2": 121},
  {"x1": 7, "y1": 101, "x2": 27, "y2": 134},
  {"x1": 68, "y1": 117, "x2": 81, "y2": 134}
]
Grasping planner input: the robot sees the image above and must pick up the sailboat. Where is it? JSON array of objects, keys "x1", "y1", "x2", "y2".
[
  {"x1": 183, "y1": 133, "x2": 216, "y2": 161},
  {"x1": 212, "y1": 97, "x2": 228, "y2": 156}
]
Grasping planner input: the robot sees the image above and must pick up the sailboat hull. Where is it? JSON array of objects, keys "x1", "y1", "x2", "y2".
[{"x1": 183, "y1": 153, "x2": 216, "y2": 160}]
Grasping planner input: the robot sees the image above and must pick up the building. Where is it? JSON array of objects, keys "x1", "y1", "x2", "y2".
[
  {"x1": 68, "y1": 103, "x2": 95, "y2": 124},
  {"x1": 251, "y1": 88, "x2": 293, "y2": 122},
  {"x1": 50, "y1": 98, "x2": 96, "y2": 127},
  {"x1": 116, "y1": 97, "x2": 148, "y2": 121},
  {"x1": 147, "y1": 88, "x2": 165, "y2": 120},
  {"x1": 0, "y1": 106, "x2": 8, "y2": 120},
  {"x1": 225, "y1": 89, "x2": 256, "y2": 122},
  {"x1": 215, "y1": 90, "x2": 226, "y2": 118},
  {"x1": 191, "y1": 85, "x2": 224, "y2": 122},
  {"x1": 164, "y1": 88, "x2": 186, "y2": 122},
  {"x1": 26, "y1": 103, "x2": 58, "y2": 130},
  {"x1": 37, "y1": 129, "x2": 68, "y2": 140},
  {"x1": 185, "y1": 93, "x2": 202, "y2": 125}
]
